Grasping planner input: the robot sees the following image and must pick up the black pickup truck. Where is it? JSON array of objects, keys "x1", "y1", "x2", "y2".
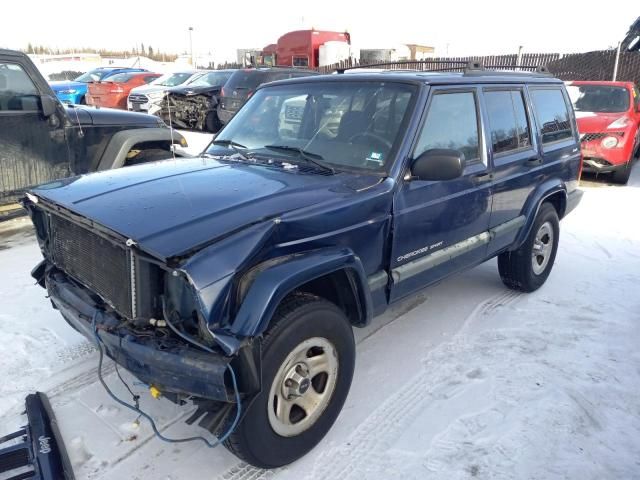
[
  {"x1": 24, "y1": 64, "x2": 582, "y2": 469},
  {"x1": 0, "y1": 49, "x2": 186, "y2": 217}
]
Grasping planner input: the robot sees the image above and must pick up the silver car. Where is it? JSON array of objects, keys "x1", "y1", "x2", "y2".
[{"x1": 127, "y1": 70, "x2": 207, "y2": 115}]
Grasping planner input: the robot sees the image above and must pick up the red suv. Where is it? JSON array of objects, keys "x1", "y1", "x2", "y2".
[{"x1": 566, "y1": 81, "x2": 640, "y2": 184}]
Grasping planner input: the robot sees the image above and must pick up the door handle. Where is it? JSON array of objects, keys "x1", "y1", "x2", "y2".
[
  {"x1": 526, "y1": 157, "x2": 543, "y2": 166},
  {"x1": 472, "y1": 172, "x2": 493, "y2": 182}
]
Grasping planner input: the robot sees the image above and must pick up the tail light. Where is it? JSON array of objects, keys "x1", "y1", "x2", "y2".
[{"x1": 220, "y1": 87, "x2": 226, "y2": 97}]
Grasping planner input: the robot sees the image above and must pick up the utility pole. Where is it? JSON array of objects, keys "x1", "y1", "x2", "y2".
[
  {"x1": 612, "y1": 41, "x2": 621, "y2": 81},
  {"x1": 188, "y1": 27, "x2": 194, "y2": 67}
]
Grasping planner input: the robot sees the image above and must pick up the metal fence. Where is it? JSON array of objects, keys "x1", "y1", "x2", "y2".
[{"x1": 317, "y1": 50, "x2": 640, "y2": 85}]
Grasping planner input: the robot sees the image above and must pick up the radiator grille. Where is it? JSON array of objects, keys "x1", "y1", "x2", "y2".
[{"x1": 50, "y1": 214, "x2": 133, "y2": 318}]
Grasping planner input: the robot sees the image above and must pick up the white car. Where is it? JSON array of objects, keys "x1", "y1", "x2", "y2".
[{"x1": 127, "y1": 70, "x2": 206, "y2": 115}]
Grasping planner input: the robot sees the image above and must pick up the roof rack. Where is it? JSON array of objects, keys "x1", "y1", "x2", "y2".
[{"x1": 336, "y1": 60, "x2": 553, "y2": 77}]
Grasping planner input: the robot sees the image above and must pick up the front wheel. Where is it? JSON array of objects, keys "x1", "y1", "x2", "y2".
[
  {"x1": 498, "y1": 202, "x2": 560, "y2": 292},
  {"x1": 224, "y1": 294, "x2": 355, "y2": 468},
  {"x1": 611, "y1": 161, "x2": 632, "y2": 185}
]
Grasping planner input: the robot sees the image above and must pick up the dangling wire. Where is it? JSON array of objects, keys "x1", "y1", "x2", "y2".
[{"x1": 91, "y1": 312, "x2": 241, "y2": 448}]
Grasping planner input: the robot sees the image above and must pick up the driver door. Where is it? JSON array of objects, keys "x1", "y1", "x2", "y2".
[
  {"x1": 390, "y1": 87, "x2": 492, "y2": 302},
  {"x1": 0, "y1": 61, "x2": 69, "y2": 206}
]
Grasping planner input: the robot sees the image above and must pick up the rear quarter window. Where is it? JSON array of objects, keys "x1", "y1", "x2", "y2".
[{"x1": 529, "y1": 87, "x2": 574, "y2": 144}]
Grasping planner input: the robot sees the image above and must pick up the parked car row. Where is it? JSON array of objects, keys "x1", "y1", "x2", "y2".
[{"x1": 566, "y1": 80, "x2": 640, "y2": 184}]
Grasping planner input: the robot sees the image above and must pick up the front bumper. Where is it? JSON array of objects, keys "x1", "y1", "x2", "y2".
[
  {"x1": 55, "y1": 92, "x2": 84, "y2": 105},
  {"x1": 46, "y1": 271, "x2": 236, "y2": 402}
]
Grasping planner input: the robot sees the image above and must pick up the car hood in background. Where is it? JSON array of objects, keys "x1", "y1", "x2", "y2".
[
  {"x1": 31, "y1": 157, "x2": 377, "y2": 260},
  {"x1": 166, "y1": 85, "x2": 222, "y2": 96},
  {"x1": 64, "y1": 104, "x2": 161, "y2": 126},
  {"x1": 49, "y1": 81, "x2": 86, "y2": 92},
  {"x1": 575, "y1": 111, "x2": 632, "y2": 132},
  {"x1": 129, "y1": 84, "x2": 169, "y2": 96}
]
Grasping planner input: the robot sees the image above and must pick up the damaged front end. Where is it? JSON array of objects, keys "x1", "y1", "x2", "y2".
[
  {"x1": 160, "y1": 92, "x2": 218, "y2": 132},
  {"x1": 24, "y1": 197, "x2": 261, "y2": 434}
]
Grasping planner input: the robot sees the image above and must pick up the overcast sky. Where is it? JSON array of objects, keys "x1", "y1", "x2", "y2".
[{"x1": 2, "y1": 0, "x2": 636, "y2": 62}]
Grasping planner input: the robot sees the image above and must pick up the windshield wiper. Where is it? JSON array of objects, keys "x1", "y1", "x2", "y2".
[
  {"x1": 212, "y1": 139, "x2": 250, "y2": 159},
  {"x1": 263, "y1": 145, "x2": 335, "y2": 174}
]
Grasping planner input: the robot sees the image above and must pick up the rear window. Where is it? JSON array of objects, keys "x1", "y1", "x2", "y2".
[
  {"x1": 75, "y1": 69, "x2": 112, "y2": 82},
  {"x1": 530, "y1": 88, "x2": 573, "y2": 144},
  {"x1": 104, "y1": 73, "x2": 134, "y2": 83},
  {"x1": 566, "y1": 84, "x2": 630, "y2": 113},
  {"x1": 224, "y1": 71, "x2": 268, "y2": 92}
]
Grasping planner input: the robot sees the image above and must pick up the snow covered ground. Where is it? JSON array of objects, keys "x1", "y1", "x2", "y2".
[{"x1": 1, "y1": 139, "x2": 639, "y2": 479}]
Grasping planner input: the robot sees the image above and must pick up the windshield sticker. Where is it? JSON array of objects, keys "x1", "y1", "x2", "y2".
[{"x1": 366, "y1": 152, "x2": 384, "y2": 164}]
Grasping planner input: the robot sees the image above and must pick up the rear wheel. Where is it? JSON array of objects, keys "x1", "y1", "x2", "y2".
[
  {"x1": 224, "y1": 294, "x2": 355, "y2": 468},
  {"x1": 498, "y1": 202, "x2": 560, "y2": 292},
  {"x1": 205, "y1": 111, "x2": 222, "y2": 133}
]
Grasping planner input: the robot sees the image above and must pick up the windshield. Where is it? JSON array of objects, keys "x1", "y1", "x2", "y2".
[
  {"x1": 189, "y1": 71, "x2": 232, "y2": 87},
  {"x1": 75, "y1": 69, "x2": 112, "y2": 83},
  {"x1": 567, "y1": 84, "x2": 630, "y2": 113},
  {"x1": 206, "y1": 81, "x2": 417, "y2": 173},
  {"x1": 152, "y1": 72, "x2": 194, "y2": 87},
  {"x1": 224, "y1": 70, "x2": 268, "y2": 91}
]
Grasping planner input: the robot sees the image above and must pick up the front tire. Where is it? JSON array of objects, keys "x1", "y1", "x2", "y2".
[
  {"x1": 611, "y1": 160, "x2": 632, "y2": 185},
  {"x1": 498, "y1": 202, "x2": 560, "y2": 292},
  {"x1": 224, "y1": 294, "x2": 355, "y2": 468}
]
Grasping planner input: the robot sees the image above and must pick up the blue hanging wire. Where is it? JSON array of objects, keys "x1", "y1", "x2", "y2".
[{"x1": 91, "y1": 310, "x2": 241, "y2": 448}]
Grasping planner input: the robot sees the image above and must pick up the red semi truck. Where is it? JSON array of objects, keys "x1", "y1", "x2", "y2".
[{"x1": 261, "y1": 29, "x2": 351, "y2": 68}]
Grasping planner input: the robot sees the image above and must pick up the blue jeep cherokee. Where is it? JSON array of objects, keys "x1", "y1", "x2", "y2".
[{"x1": 24, "y1": 66, "x2": 582, "y2": 468}]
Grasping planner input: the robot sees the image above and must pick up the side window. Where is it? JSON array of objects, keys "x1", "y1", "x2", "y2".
[
  {"x1": 0, "y1": 62, "x2": 39, "y2": 111},
  {"x1": 530, "y1": 88, "x2": 573, "y2": 144},
  {"x1": 414, "y1": 91, "x2": 480, "y2": 163},
  {"x1": 292, "y1": 56, "x2": 309, "y2": 67},
  {"x1": 485, "y1": 90, "x2": 531, "y2": 155}
]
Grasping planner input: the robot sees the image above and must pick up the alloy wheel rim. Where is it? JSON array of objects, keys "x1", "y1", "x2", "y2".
[
  {"x1": 531, "y1": 221, "x2": 554, "y2": 275},
  {"x1": 268, "y1": 337, "x2": 338, "y2": 437}
]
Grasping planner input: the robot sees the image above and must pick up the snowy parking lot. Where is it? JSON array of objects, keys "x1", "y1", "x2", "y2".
[{"x1": 1, "y1": 133, "x2": 639, "y2": 479}]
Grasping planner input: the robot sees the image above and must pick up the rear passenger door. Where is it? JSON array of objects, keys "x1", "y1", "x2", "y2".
[
  {"x1": 390, "y1": 87, "x2": 492, "y2": 302},
  {"x1": 481, "y1": 86, "x2": 540, "y2": 254},
  {"x1": 485, "y1": 84, "x2": 579, "y2": 256}
]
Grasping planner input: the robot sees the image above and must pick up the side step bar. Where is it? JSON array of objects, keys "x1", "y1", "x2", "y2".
[{"x1": 0, "y1": 392, "x2": 74, "y2": 480}]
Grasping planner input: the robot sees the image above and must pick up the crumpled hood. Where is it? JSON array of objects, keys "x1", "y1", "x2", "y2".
[
  {"x1": 32, "y1": 157, "x2": 373, "y2": 261},
  {"x1": 50, "y1": 80, "x2": 86, "y2": 92}
]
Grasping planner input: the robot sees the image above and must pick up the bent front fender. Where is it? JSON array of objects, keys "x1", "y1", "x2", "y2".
[{"x1": 229, "y1": 247, "x2": 372, "y2": 338}]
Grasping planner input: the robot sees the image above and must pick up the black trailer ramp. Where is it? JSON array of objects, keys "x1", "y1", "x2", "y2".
[{"x1": 0, "y1": 392, "x2": 74, "y2": 480}]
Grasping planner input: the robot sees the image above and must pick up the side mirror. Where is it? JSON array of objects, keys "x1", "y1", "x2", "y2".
[
  {"x1": 627, "y1": 35, "x2": 640, "y2": 52},
  {"x1": 41, "y1": 94, "x2": 58, "y2": 118},
  {"x1": 410, "y1": 148, "x2": 465, "y2": 181}
]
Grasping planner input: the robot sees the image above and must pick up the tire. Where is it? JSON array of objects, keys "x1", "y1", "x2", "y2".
[
  {"x1": 611, "y1": 161, "x2": 632, "y2": 185},
  {"x1": 126, "y1": 147, "x2": 172, "y2": 165},
  {"x1": 498, "y1": 202, "x2": 560, "y2": 293},
  {"x1": 224, "y1": 293, "x2": 355, "y2": 468},
  {"x1": 205, "y1": 111, "x2": 222, "y2": 133}
]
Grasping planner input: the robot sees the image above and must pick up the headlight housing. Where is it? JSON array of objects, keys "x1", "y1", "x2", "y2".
[
  {"x1": 607, "y1": 116, "x2": 631, "y2": 129},
  {"x1": 601, "y1": 136, "x2": 619, "y2": 149}
]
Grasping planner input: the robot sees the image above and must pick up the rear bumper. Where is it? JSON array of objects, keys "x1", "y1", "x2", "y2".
[
  {"x1": 565, "y1": 189, "x2": 583, "y2": 217},
  {"x1": 46, "y1": 272, "x2": 236, "y2": 402}
]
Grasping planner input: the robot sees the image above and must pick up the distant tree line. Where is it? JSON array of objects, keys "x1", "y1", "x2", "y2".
[{"x1": 24, "y1": 43, "x2": 178, "y2": 62}]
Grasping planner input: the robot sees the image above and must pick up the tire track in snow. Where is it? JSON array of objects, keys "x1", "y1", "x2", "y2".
[
  {"x1": 216, "y1": 462, "x2": 276, "y2": 480},
  {"x1": 304, "y1": 290, "x2": 521, "y2": 480}
]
